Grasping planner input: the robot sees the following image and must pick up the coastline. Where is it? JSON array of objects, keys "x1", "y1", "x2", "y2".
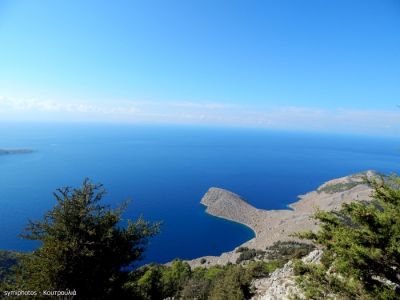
[
  {"x1": 187, "y1": 170, "x2": 376, "y2": 268},
  {"x1": 0, "y1": 148, "x2": 33, "y2": 155},
  {"x1": 200, "y1": 188, "x2": 260, "y2": 237},
  {"x1": 200, "y1": 202, "x2": 257, "y2": 238}
]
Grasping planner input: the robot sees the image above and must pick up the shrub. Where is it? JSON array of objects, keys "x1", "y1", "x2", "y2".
[
  {"x1": 265, "y1": 241, "x2": 315, "y2": 260},
  {"x1": 236, "y1": 248, "x2": 257, "y2": 263},
  {"x1": 294, "y1": 175, "x2": 400, "y2": 299}
]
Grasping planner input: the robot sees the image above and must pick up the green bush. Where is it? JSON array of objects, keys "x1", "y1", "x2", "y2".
[
  {"x1": 236, "y1": 246, "x2": 249, "y2": 253},
  {"x1": 236, "y1": 248, "x2": 265, "y2": 263},
  {"x1": 265, "y1": 241, "x2": 315, "y2": 260},
  {"x1": 208, "y1": 265, "x2": 252, "y2": 300},
  {"x1": 317, "y1": 181, "x2": 360, "y2": 194},
  {"x1": 245, "y1": 261, "x2": 283, "y2": 279},
  {"x1": 294, "y1": 175, "x2": 400, "y2": 299},
  {"x1": 0, "y1": 250, "x2": 20, "y2": 289},
  {"x1": 236, "y1": 249, "x2": 257, "y2": 263},
  {"x1": 125, "y1": 258, "x2": 286, "y2": 299}
]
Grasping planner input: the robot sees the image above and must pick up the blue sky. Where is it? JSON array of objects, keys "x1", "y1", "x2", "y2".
[{"x1": 0, "y1": 0, "x2": 399, "y2": 135}]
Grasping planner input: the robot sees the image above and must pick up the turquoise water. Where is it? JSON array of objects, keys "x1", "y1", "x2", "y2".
[{"x1": 0, "y1": 123, "x2": 399, "y2": 264}]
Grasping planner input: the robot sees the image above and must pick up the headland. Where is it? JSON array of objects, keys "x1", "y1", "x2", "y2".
[
  {"x1": 0, "y1": 148, "x2": 34, "y2": 155},
  {"x1": 188, "y1": 170, "x2": 376, "y2": 267}
]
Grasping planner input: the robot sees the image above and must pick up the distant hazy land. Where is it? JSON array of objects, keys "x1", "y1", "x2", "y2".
[{"x1": 0, "y1": 148, "x2": 33, "y2": 155}]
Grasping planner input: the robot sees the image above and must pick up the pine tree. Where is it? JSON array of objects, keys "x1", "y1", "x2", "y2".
[
  {"x1": 15, "y1": 179, "x2": 159, "y2": 299},
  {"x1": 294, "y1": 175, "x2": 400, "y2": 299}
]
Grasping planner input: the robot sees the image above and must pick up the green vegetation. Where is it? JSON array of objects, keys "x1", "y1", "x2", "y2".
[
  {"x1": 234, "y1": 242, "x2": 314, "y2": 264},
  {"x1": 119, "y1": 241, "x2": 313, "y2": 299},
  {"x1": 236, "y1": 248, "x2": 257, "y2": 263},
  {"x1": 294, "y1": 175, "x2": 400, "y2": 299},
  {"x1": 0, "y1": 250, "x2": 19, "y2": 289},
  {"x1": 265, "y1": 241, "x2": 315, "y2": 261},
  {"x1": 317, "y1": 181, "x2": 361, "y2": 194},
  {"x1": 3, "y1": 174, "x2": 398, "y2": 299},
  {"x1": 235, "y1": 247, "x2": 265, "y2": 264},
  {"x1": 1, "y1": 181, "x2": 296, "y2": 300},
  {"x1": 125, "y1": 259, "x2": 283, "y2": 299},
  {"x1": 122, "y1": 240, "x2": 313, "y2": 299},
  {"x1": 6, "y1": 179, "x2": 160, "y2": 299}
]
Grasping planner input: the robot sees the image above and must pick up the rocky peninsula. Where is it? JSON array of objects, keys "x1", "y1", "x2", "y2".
[{"x1": 188, "y1": 170, "x2": 376, "y2": 268}]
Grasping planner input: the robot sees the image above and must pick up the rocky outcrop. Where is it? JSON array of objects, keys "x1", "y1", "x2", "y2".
[{"x1": 251, "y1": 250, "x2": 323, "y2": 300}]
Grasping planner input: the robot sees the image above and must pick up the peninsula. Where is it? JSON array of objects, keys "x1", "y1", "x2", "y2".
[
  {"x1": 188, "y1": 170, "x2": 377, "y2": 267},
  {"x1": 0, "y1": 148, "x2": 33, "y2": 155}
]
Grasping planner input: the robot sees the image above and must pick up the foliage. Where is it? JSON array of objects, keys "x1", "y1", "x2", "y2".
[
  {"x1": 125, "y1": 241, "x2": 307, "y2": 299},
  {"x1": 125, "y1": 258, "x2": 283, "y2": 299},
  {"x1": 236, "y1": 248, "x2": 265, "y2": 263},
  {"x1": 208, "y1": 265, "x2": 252, "y2": 300},
  {"x1": 12, "y1": 179, "x2": 160, "y2": 300},
  {"x1": 125, "y1": 264, "x2": 165, "y2": 300},
  {"x1": 236, "y1": 248, "x2": 257, "y2": 263},
  {"x1": 0, "y1": 250, "x2": 20, "y2": 290},
  {"x1": 162, "y1": 260, "x2": 191, "y2": 297},
  {"x1": 265, "y1": 241, "x2": 315, "y2": 261},
  {"x1": 181, "y1": 275, "x2": 210, "y2": 299},
  {"x1": 294, "y1": 175, "x2": 400, "y2": 299},
  {"x1": 317, "y1": 181, "x2": 361, "y2": 194},
  {"x1": 245, "y1": 260, "x2": 283, "y2": 279},
  {"x1": 236, "y1": 246, "x2": 250, "y2": 253},
  {"x1": 0, "y1": 179, "x2": 294, "y2": 300},
  {"x1": 125, "y1": 260, "x2": 192, "y2": 299},
  {"x1": 235, "y1": 242, "x2": 313, "y2": 264}
]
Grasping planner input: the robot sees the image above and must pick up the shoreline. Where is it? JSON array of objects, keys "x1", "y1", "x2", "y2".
[
  {"x1": 186, "y1": 170, "x2": 376, "y2": 268},
  {"x1": 201, "y1": 200, "x2": 258, "y2": 238},
  {"x1": 201, "y1": 201, "x2": 257, "y2": 239},
  {"x1": 0, "y1": 148, "x2": 34, "y2": 155}
]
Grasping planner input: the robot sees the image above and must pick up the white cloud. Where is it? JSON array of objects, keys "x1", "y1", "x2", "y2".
[
  {"x1": 0, "y1": 96, "x2": 138, "y2": 115},
  {"x1": 246, "y1": 106, "x2": 400, "y2": 135},
  {"x1": 0, "y1": 95, "x2": 399, "y2": 136},
  {"x1": 167, "y1": 101, "x2": 231, "y2": 110}
]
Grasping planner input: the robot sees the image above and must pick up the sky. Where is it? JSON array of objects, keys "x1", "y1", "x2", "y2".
[{"x1": 0, "y1": 0, "x2": 399, "y2": 135}]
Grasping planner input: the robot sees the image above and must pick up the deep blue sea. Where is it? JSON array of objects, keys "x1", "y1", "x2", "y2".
[{"x1": 0, "y1": 123, "x2": 399, "y2": 264}]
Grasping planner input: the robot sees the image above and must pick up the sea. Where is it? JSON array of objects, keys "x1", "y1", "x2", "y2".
[{"x1": 0, "y1": 122, "x2": 399, "y2": 265}]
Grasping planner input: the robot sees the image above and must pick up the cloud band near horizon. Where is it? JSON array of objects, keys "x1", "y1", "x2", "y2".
[{"x1": 0, "y1": 96, "x2": 399, "y2": 136}]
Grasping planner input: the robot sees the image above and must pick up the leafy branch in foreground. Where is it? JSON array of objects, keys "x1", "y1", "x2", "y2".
[{"x1": 294, "y1": 175, "x2": 400, "y2": 299}]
